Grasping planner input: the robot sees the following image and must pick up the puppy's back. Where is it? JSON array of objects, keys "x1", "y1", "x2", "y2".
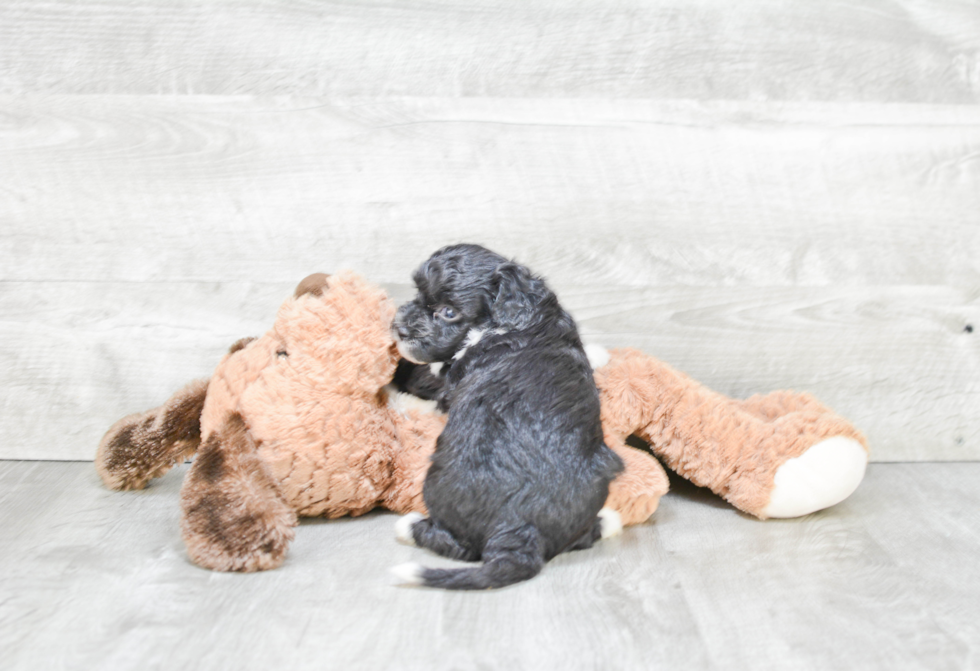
[
  {"x1": 425, "y1": 334, "x2": 622, "y2": 560},
  {"x1": 393, "y1": 245, "x2": 624, "y2": 590}
]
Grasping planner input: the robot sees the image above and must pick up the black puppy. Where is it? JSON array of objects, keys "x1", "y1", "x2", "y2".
[{"x1": 390, "y1": 244, "x2": 624, "y2": 590}]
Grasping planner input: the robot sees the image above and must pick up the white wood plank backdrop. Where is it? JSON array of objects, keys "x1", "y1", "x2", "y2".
[
  {"x1": 1, "y1": 1, "x2": 978, "y2": 461},
  {"x1": 2, "y1": 0, "x2": 980, "y2": 101}
]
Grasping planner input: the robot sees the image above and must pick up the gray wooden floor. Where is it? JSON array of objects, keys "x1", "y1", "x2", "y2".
[{"x1": 2, "y1": 461, "x2": 977, "y2": 671}]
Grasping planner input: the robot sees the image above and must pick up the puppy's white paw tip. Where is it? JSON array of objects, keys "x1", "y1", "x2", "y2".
[
  {"x1": 763, "y1": 436, "x2": 868, "y2": 518},
  {"x1": 390, "y1": 562, "x2": 425, "y2": 586},
  {"x1": 598, "y1": 507, "x2": 623, "y2": 539},
  {"x1": 394, "y1": 512, "x2": 423, "y2": 545},
  {"x1": 584, "y1": 344, "x2": 611, "y2": 370},
  {"x1": 386, "y1": 387, "x2": 439, "y2": 417}
]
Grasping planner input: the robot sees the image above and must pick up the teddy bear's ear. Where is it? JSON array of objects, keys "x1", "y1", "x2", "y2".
[{"x1": 294, "y1": 273, "x2": 331, "y2": 298}]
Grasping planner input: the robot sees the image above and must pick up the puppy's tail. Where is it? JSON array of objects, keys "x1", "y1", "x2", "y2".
[{"x1": 392, "y1": 525, "x2": 545, "y2": 591}]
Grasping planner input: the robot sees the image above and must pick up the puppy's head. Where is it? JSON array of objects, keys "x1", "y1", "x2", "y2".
[{"x1": 392, "y1": 244, "x2": 557, "y2": 364}]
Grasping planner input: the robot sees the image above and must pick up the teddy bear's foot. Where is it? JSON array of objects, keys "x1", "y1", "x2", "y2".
[
  {"x1": 179, "y1": 413, "x2": 298, "y2": 571},
  {"x1": 762, "y1": 436, "x2": 868, "y2": 518},
  {"x1": 182, "y1": 502, "x2": 296, "y2": 572}
]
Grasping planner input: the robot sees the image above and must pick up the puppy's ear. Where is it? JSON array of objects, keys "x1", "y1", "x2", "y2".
[{"x1": 490, "y1": 262, "x2": 550, "y2": 330}]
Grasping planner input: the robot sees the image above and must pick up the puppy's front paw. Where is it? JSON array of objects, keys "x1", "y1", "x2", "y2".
[{"x1": 394, "y1": 512, "x2": 424, "y2": 546}]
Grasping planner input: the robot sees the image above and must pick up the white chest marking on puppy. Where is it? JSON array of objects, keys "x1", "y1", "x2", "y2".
[
  {"x1": 453, "y1": 328, "x2": 485, "y2": 361},
  {"x1": 429, "y1": 362, "x2": 444, "y2": 376}
]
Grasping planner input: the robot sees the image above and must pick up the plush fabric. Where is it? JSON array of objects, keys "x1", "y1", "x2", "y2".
[
  {"x1": 97, "y1": 271, "x2": 868, "y2": 572},
  {"x1": 597, "y1": 348, "x2": 867, "y2": 519}
]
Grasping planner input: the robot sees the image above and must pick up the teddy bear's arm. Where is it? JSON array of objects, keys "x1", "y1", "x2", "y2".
[
  {"x1": 597, "y1": 347, "x2": 868, "y2": 519},
  {"x1": 95, "y1": 378, "x2": 209, "y2": 490}
]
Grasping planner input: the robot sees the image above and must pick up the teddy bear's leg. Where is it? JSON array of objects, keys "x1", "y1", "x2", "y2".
[
  {"x1": 735, "y1": 390, "x2": 833, "y2": 421},
  {"x1": 95, "y1": 378, "x2": 209, "y2": 490},
  {"x1": 730, "y1": 391, "x2": 869, "y2": 518},
  {"x1": 757, "y1": 417, "x2": 868, "y2": 518},
  {"x1": 585, "y1": 345, "x2": 670, "y2": 525},
  {"x1": 603, "y1": 437, "x2": 670, "y2": 526},
  {"x1": 180, "y1": 413, "x2": 297, "y2": 572},
  {"x1": 596, "y1": 347, "x2": 868, "y2": 519},
  {"x1": 648, "y1": 382, "x2": 868, "y2": 519}
]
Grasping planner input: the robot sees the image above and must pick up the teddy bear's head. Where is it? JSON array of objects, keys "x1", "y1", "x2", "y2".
[{"x1": 269, "y1": 270, "x2": 399, "y2": 396}]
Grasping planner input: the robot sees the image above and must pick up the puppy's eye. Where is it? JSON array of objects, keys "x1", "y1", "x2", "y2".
[{"x1": 435, "y1": 306, "x2": 461, "y2": 322}]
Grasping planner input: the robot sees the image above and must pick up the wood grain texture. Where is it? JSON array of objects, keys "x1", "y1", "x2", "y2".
[
  {"x1": 2, "y1": 96, "x2": 978, "y2": 286},
  {"x1": 1, "y1": 1, "x2": 979, "y2": 464},
  {"x1": 1, "y1": 461, "x2": 977, "y2": 670},
  {"x1": 3, "y1": 280, "x2": 977, "y2": 461},
  {"x1": 1, "y1": 0, "x2": 979, "y2": 101}
]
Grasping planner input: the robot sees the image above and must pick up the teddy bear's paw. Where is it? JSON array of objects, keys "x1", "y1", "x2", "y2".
[
  {"x1": 762, "y1": 436, "x2": 868, "y2": 518},
  {"x1": 185, "y1": 524, "x2": 294, "y2": 572},
  {"x1": 395, "y1": 512, "x2": 424, "y2": 546},
  {"x1": 232, "y1": 532, "x2": 293, "y2": 572},
  {"x1": 598, "y1": 507, "x2": 623, "y2": 539},
  {"x1": 182, "y1": 501, "x2": 297, "y2": 573}
]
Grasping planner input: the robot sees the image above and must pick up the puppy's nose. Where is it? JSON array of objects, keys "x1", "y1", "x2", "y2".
[{"x1": 394, "y1": 322, "x2": 411, "y2": 340}]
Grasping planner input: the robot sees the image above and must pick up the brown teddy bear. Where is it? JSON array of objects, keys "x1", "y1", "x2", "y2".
[{"x1": 96, "y1": 271, "x2": 868, "y2": 572}]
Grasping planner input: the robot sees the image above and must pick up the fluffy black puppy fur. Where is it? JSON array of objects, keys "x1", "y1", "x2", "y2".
[
  {"x1": 391, "y1": 359, "x2": 446, "y2": 402},
  {"x1": 390, "y1": 244, "x2": 624, "y2": 590}
]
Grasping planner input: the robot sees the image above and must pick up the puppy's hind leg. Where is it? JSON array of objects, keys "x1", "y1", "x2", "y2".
[
  {"x1": 395, "y1": 514, "x2": 479, "y2": 561},
  {"x1": 392, "y1": 524, "x2": 545, "y2": 590},
  {"x1": 565, "y1": 508, "x2": 624, "y2": 553},
  {"x1": 565, "y1": 522, "x2": 602, "y2": 552}
]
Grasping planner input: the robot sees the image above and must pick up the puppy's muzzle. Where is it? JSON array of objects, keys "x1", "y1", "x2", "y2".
[{"x1": 391, "y1": 318, "x2": 425, "y2": 364}]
